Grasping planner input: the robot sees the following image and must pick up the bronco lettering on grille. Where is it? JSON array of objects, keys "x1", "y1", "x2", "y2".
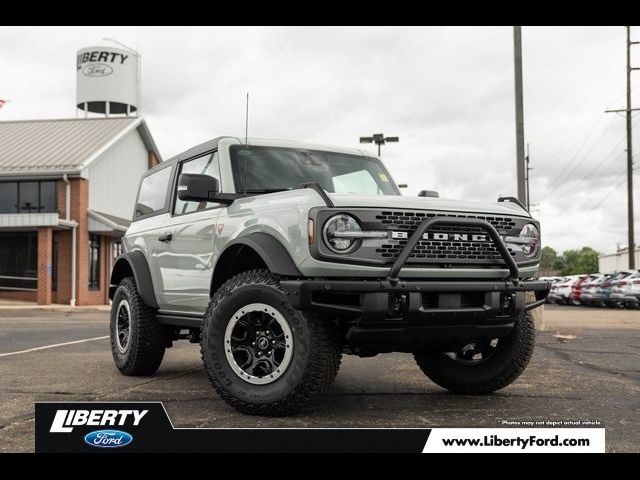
[{"x1": 391, "y1": 232, "x2": 488, "y2": 242}]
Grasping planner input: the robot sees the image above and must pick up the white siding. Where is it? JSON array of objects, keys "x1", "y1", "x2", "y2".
[
  {"x1": 599, "y1": 249, "x2": 640, "y2": 273},
  {"x1": 0, "y1": 213, "x2": 59, "y2": 228},
  {"x1": 86, "y1": 128, "x2": 149, "y2": 220}
]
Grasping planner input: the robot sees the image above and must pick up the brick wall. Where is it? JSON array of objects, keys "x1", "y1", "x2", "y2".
[
  {"x1": 50, "y1": 178, "x2": 115, "y2": 306},
  {"x1": 37, "y1": 227, "x2": 53, "y2": 305},
  {"x1": 53, "y1": 230, "x2": 72, "y2": 305},
  {"x1": 0, "y1": 291, "x2": 37, "y2": 302}
]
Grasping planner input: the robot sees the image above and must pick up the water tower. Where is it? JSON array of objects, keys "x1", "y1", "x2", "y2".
[{"x1": 76, "y1": 39, "x2": 140, "y2": 117}]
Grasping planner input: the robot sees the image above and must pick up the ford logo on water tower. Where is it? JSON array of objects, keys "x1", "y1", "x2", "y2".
[
  {"x1": 76, "y1": 40, "x2": 140, "y2": 116},
  {"x1": 82, "y1": 64, "x2": 114, "y2": 77}
]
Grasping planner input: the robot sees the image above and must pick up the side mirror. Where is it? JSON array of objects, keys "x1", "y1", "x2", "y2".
[
  {"x1": 418, "y1": 190, "x2": 439, "y2": 198},
  {"x1": 177, "y1": 173, "x2": 220, "y2": 202}
]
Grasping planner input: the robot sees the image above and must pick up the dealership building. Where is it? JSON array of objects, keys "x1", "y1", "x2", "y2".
[
  {"x1": 598, "y1": 246, "x2": 640, "y2": 273},
  {"x1": 0, "y1": 117, "x2": 161, "y2": 305},
  {"x1": 0, "y1": 42, "x2": 162, "y2": 305}
]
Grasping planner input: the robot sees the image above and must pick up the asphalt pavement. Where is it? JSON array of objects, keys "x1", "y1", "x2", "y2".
[{"x1": 0, "y1": 305, "x2": 638, "y2": 452}]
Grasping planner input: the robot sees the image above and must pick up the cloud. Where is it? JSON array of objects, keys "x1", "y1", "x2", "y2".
[{"x1": 0, "y1": 25, "x2": 638, "y2": 255}]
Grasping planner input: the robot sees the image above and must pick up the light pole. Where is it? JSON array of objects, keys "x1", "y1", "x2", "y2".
[
  {"x1": 359, "y1": 133, "x2": 399, "y2": 157},
  {"x1": 513, "y1": 26, "x2": 527, "y2": 205},
  {"x1": 605, "y1": 26, "x2": 640, "y2": 269}
]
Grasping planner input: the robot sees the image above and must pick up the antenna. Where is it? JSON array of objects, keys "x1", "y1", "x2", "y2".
[
  {"x1": 243, "y1": 92, "x2": 249, "y2": 194},
  {"x1": 245, "y1": 92, "x2": 249, "y2": 145}
]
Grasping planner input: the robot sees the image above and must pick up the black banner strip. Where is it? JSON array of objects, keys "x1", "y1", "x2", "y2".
[{"x1": 35, "y1": 402, "x2": 430, "y2": 453}]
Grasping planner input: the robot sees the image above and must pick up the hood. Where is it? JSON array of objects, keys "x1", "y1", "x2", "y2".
[{"x1": 327, "y1": 193, "x2": 531, "y2": 217}]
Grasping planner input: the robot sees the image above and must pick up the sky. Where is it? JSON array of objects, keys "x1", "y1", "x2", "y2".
[{"x1": 1, "y1": 26, "x2": 639, "y2": 255}]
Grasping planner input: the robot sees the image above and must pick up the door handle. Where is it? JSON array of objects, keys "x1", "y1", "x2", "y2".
[{"x1": 158, "y1": 232, "x2": 173, "y2": 242}]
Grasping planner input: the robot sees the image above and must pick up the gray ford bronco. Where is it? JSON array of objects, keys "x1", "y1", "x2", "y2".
[{"x1": 109, "y1": 137, "x2": 550, "y2": 416}]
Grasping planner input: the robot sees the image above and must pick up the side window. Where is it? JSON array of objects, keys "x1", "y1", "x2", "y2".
[
  {"x1": 174, "y1": 152, "x2": 221, "y2": 216},
  {"x1": 134, "y1": 166, "x2": 172, "y2": 218}
]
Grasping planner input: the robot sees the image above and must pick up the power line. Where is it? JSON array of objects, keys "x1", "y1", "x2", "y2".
[
  {"x1": 537, "y1": 119, "x2": 617, "y2": 201},
  {"x1": 534, "y1": 112, "x2": 608, "y2": 171},
  {"x1": 582, "y1": 171, "x2": 627, "y2": 213},
  {"x1": 541, "y1": 135, "x2": 627, "y2": 200},
  {"x1": 539, "y1": 115, "x2": 615, "y2": 195},
  {"x1": 537, "y1": 114, "x2": 640, "y2": 202},
  {"x1": 533, "y1": 88, "x2": 640, "y2": 172}
]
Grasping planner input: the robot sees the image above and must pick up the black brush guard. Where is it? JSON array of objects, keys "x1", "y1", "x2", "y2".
[{"x1": 281, "y1": 217, "x2": 551, "y2": 352}]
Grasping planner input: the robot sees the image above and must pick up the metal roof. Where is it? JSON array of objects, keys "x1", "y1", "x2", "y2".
[
  {"x1": 88, "y1": 210, "x2": 130, "y2": 230},
  {"x1": 0, "y1": 117, "x2": 162, "y2": 176}
]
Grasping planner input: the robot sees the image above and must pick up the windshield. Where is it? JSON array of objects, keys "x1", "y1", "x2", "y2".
[{"x1": 230, "y1": 145, "x2": 400, "y2": 195}]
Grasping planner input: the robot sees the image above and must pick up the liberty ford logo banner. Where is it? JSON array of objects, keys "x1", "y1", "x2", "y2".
[
  {"x1": 391, "y1": 231, "x2": 488, "y2": 242},
  {"x1": 36, "y1": 402, "x2": 431, "y2": 452},
  {"x1": 50, "y1": 409, "x2": 148, "y2": 432}
]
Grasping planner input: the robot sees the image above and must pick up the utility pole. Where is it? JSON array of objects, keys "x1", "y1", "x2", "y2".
[
  {"x1": 525, "y1": 143, "x2": 532, "y2": 210},
  {"x1": 359, "y1": 133, "x2": 399, "y2": 157},
  {"x1": 605, "y1": 26, "x2": 640, "y2": 269},
  {"x1": 513, "y1": 26, "x2": 527, "y2": 205}
]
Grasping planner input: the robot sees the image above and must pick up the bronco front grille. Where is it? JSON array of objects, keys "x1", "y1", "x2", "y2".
[
  {"x1": 376, "y1": 239, "x2": 504, "y2": 260},
  {"x1": 372, "y1": 210, "x2": 519, "y2": 265},
  {"x1": 309, "y1": 207, "x2": 534, "y2": 268},
  {"x1": 375, "y1": 211, "x2": 517, "y2": 232}
]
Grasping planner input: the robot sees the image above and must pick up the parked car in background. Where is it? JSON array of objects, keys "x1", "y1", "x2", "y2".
[
  {"x1": 539, "y1": 276, "x2": 566, "y2": 303},
  {"x1": 568, "y1": 274, "x2": 598, "y2": 306},
  {"x1": 609, "y1": 270, "x2": 640, "y2": 308},
  {"x1": 580, "y1": 274, "x2": 611, "y2": 306},
  {"x1": 602, "y1": 271, "x2": 635, "y2": 307},
  {"x1": 549, "y1": 275, "x2": 581, "y2": 304},
  {"x1": 539, "y1": 276, "x2": 565, "y2": 283}
]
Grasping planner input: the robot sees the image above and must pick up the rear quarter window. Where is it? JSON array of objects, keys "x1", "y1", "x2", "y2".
[{"x1": 134, "y1": 166, "x2": 172, "y2": 219}]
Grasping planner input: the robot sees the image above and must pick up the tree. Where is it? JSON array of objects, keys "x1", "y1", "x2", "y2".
[
  {"x1": 554, "y1": 247, "x2": 599, "y2": 275},
  {"x1": 540, "y1": 246, "x2": 557, "y2": 271},
  {"x1": 573, "y1": 247, "x2": 599, "y2": 274}
]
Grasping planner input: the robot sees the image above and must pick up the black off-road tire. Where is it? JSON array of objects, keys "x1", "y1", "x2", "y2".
[
  {"x1": 110, "y1": 277, "x2": 167, "y2": 376},
  {"x1": 201, "y1": 269, "x2": 342, "y2": 416},
  {"x1": 413, "y1": 311, "x2": 535, "y2": 394}
]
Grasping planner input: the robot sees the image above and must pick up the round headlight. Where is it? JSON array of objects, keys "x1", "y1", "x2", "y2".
[
  {"x1": 520, "y1": 223, "x2": 540, "y2": 257},
  {"x1": 323, "y1": 214, "x2": 361, "y2": 253}
]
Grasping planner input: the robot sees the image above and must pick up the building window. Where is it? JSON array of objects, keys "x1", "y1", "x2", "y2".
[
  {"x1": 0, "y1": 181, "x2": 57, "y2": 214},
  {"x1": 0, "y1": 232, "x2": 38, "y2": 291},
  {"x1": 113, "y1": 240, "x2": 122, "y2": 260},
  {"x1": 89, "y1": 234, "x2": 101, "y2": 290},
  {"x1": 0, "y1": 183, "x2": 18, "y2": 213},
  {"x1": 40, "y1": 182, "x2": 57, "y2": 213}
]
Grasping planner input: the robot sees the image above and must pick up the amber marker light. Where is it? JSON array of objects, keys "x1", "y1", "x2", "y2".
[{"x1": 308, "y1": 219, "x2": 315, "y2": 245}]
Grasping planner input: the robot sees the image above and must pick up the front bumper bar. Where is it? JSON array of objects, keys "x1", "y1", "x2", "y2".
[
  {"x1": 280, "y1": 278, "x2": 550, "y2": 351},
  {"x1": 282, "y1": 216, "x2": 550, "y2": 351},
  {"x1": 281, "y1": 278, "x2": 551, "y2": 317}
]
